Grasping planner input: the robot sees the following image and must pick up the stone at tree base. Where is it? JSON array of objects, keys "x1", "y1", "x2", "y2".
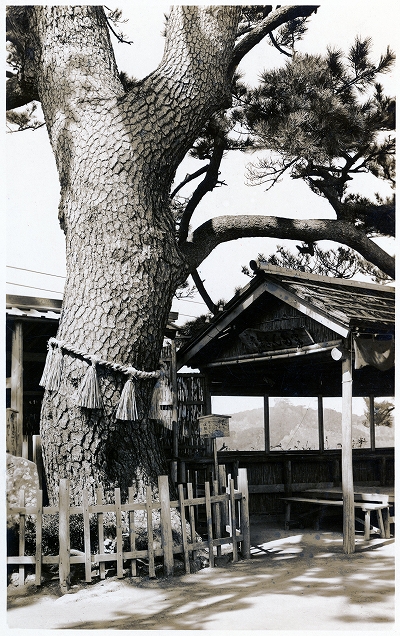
[{"x1": 7, "y1": 453, "x2": 39, "y2": 526}]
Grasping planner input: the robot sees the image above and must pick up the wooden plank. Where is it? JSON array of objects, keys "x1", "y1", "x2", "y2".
[
  {"x1": 229, "y1": 478, "x2": 238, "y2": 563},
  {"x1": 128, "y1": 486, "x2": 137, "y2": 577},
  {"x1": 186, "y1": 483, "x2": 197, "y2": 559},
  {"x1": 341, "y1": 352, "x2": 355, "y2": 554},
  {"x1": 82, "y1": 489, "x2": 92, "y2": 582},
  {"x1": 146, "y1": 485, "x2": 156, "y2": 578},
  {"x1": 35, "y1": 489, "x2": 43, "y2": 586},
  {"x1": 115, "y1": 488, "x2": 124, "y2": 579},
  {"x1": 237, "y1": 469, "x2": 251, "y2": 559},
  {"x1": 158, "y1": 476, "x2": 174, "y2": 576},
  {"x1": 59, "y1": 479, "x2": 71, "y2": 592},
  {"x1": 18, "y1": 489, "x2": 25, "y2": 586},
  {"x1": 205, "y1": 481, "x2": 214, "y2": 567},
  {"x1": 178, "y1": 484, "x2": 190, "y2": 574},
  {"x1": 96, "y1": 487, "x2": 106, "y2": 580}
]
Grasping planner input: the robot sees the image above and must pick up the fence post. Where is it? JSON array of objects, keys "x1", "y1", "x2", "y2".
[
  {"x1": 237, "y1": 468, "x2": 251, "y2": 559},
  {"x1": 158, "y1": 476, "x2": 174, "y2": 576},
  {"x1": 128, "y1": 486, "x2": 137, "y2": 577},
  {"x1": 146, "y1": 485, "x2": 156, "y2": 578},
  {"x1": 18, "y1": 489, "x2": 25, "y2": 586},
  {"x1": 82, "y1": 489, "x2": 92, "y2": 582},
  {"x1": 115, "y1": 488, "x2": 124, "y2": 578},
  {"x1": 205, "y1": 481, "x2": 214, "y2": 567},
  {"x1": 32, "y1": 435, "x2": 43, "y2": 489},
  {"x1": 96, "y1": 487, "x2": 106, "y2": 580},
  {"x1": 229, "y1": 478, "x2": 238, "y2": 563},
  {"x1": 35, "y1": 489, "x2": 43, "y2": 586},
  {"x1": 59, "y1": 479, "x2": 70, "y2": 593},
  {"x1": 178, "y1": 484, "x2": 190, "y2": 574}
]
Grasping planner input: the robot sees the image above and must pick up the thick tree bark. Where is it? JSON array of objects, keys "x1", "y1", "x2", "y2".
[{"x1": 27, "y1": 5, "x2": 240, "y2": 505}]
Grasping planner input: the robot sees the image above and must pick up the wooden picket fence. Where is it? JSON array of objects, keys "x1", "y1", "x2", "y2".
[{"x1": 7, "y1": 469, "x2": 250, "y2": 590}]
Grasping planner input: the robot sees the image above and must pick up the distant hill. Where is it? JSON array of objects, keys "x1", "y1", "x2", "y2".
[{"x1": 216, "y1": 401, "x2": 382, "y2": 451}]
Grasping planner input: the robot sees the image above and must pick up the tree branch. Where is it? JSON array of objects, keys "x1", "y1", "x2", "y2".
[
  {"x1": 182, "y1": 215, "x2": 394, "y2": 278},
  {"x1": 229, "y1": 5, "x2": 319, "y2": 74},
  {"x1": 191, "y1": 269, "x2": 218, "y2": 314},
  {"x1": 178, "y1": 132, "x2": 226, "y2": 244}
]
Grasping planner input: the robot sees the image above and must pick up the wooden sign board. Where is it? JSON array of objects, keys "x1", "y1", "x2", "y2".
[{"x1": 198, "y1": 414, "x2": 230, "y2": 438}]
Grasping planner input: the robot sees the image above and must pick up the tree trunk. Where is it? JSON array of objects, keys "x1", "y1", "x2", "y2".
[{"x1": 29, "y1": 6, "x2": 240, "y2": 505}]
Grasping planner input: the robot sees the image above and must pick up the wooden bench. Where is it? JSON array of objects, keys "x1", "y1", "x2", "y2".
[{"x1": 282, "y1": 494, "x2": 390, "y2": 540}]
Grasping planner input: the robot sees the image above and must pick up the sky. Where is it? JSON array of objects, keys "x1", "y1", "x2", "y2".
[{"x1": 5, "y1": 1, "x2": 397, "y2": 325}]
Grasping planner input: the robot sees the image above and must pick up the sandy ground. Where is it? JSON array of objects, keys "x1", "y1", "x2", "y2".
[{"x1": 6, "y1": 519, "x2": 395, "y2": 632}]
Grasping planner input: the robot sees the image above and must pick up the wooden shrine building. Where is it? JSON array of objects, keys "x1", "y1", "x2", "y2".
[{"x1": 177, "y1": 264, "x2": 395, "y2": 552}]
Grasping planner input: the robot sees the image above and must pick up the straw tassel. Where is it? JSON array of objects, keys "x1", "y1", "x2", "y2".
[
  {"x1": 39, "y1": 340, "x2": 55, "y2": 388},
  {"x1": 76, "y1": 356, "x2": 103, "y2": 409},
  {"x1": 45, "y1": 342, "x2": 64, "y2": 392},
  {"x1": 116, "y1": 373, "x2": 138, "y2": 421},
  {"x1": 149, "y1": 369, "x2": 173, "y2": 428}
]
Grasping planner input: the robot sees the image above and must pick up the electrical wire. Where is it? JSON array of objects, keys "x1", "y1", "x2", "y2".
[
  {"x1": 6, "y1": 282, "x2": 63, "y2": 294},
  {"x1": 6, "y1": 265, "x2": 66, "y2": 278}
]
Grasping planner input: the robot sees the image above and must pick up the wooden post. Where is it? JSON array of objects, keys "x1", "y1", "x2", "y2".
[
  {"x1": 213, "y1": 479, "x2": 222, "y2": 557},
  {"x1": 178, "y1": 484, "x2": 190, "y2": 574},
  {"x1": 82, "y1": 489, "x2": 92, "y2": 582},
  {"x1": 284, "y1": 459, "x2": 292, "y2": 497},
  {"x1": 341, "y1": 351, "x2": 355, "y2": 554},
  {"x1": 212, "y1": 438, "x2": 218, "y2": 482},
  {"x1": 218, "y1": 465, "x2": 228, "y2": 530},
  {"x1": 237, "y1": 468, "x2": 251, "y2": 559},
  {"x1": 18, "y1": 489, "x2": 26, "y2": 586},
  {"x1": 115, "y1": 488, "x2": 124, "y2": 578},
  {"x1": 229, "y1": 478, "x2": 238, "y2": 562},
  {"x1": 186, "y1": 483, "x2": 198, "y2": 559},
  {"x1": 205, "y1": 481, "x2": 214, "y2": 567},
  {"x1": 32, "y1": 435, "x2": 43, "y2": 489},
  {"x1": 11, "y1": 320, "x2": 23, "y2": 457},
  {"x1": 158, "y1": 476, "x2": 174, "y2": 576},
  {"x1": 35, "y1": 489, "x2": 43, "y2": 586},
  {"x1": 318, "y1": 395, "x2": 324, "y2": 451},
  {"x1": 128, "y1": 486, "x2": 137, "y2": 577},
  {"x1": 146, "y1": 485, "x2": 156, "y2": 578},
  {"x1": 59, "y1": 479, "x2": 71, "y2": 593},
  {"x1": 96, "y1": 487, "x2": 106, "y2": 580},
  {"x1": 369, "y1": 395, "x2": 375, "y2": 452},
  {"x1": 263, "y1": 395, "x2": 270, "y2": 452}
]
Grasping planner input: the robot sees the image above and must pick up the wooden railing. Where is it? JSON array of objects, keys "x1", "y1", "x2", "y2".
[{"x1": 7, "y1": 470, "x2": 250, "y2": 591}]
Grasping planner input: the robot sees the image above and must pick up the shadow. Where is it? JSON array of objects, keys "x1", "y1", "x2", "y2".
[{"x1": 7, "y1": 521, "x2": 395, "y2": 630}]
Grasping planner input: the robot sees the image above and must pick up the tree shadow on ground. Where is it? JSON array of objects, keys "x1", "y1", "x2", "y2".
[{"x1": 7, "y1": 525, "x2": 395, "y2": 630}]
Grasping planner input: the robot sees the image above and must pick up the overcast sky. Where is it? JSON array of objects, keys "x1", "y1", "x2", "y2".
[{"x1": 5, "y1": 1, "x2": 397, "y2": 324}]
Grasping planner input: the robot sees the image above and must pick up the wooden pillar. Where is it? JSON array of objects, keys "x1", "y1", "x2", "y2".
[
  {"x1": 318, "y1": 395, "x2": 324, "y2": 451},
  {"x1": 170, "y1": 340, "x2": 178, "y2": 431},
  {"x1": 11, "y1": 320, "x2": 23, "y2": 457},
  {"x1": 263, "y1": 395, "x2": 270, "y2": 453},
  {"x1": 341, "y1": 351, "x2": 355, "y2": 554},
  {"x1": 369, "y1": 395, "x2": 375, "y2": 452}
]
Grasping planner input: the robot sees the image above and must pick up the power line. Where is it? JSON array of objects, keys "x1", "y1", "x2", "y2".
[
  {"x1": 6, "y1": 265, "x2": 66, "y2": 279},
  {"x1": 6, "y1": 282, "x2": 63, "y2": 295}
]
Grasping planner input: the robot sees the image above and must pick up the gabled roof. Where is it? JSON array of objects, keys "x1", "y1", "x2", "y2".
[{"x1": 177, "y1": 265, "x2": 395, "y2": 370}]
